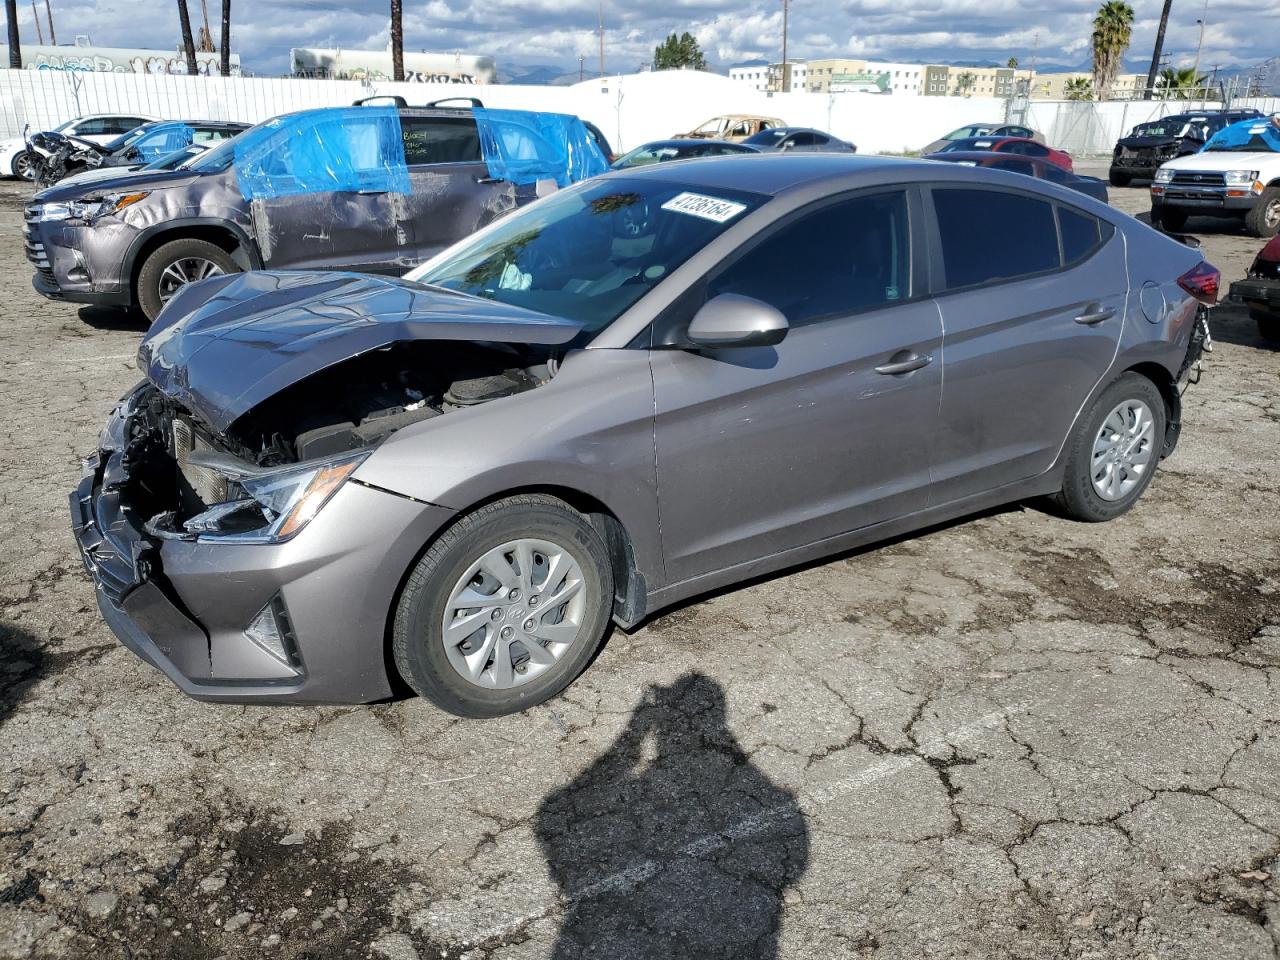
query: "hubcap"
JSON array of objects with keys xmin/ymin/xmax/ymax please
[
  {"xmin": 441, "ymin": 538, "xmax": 587, "ymax": 689},
  {"xmin": 1265, "ymin": 198, "xmax": 1280, "ymax": 230},
  {"xmin": 158, "ymin": 257, "xmax": 225, "ymax": 303},
  {"xmin": 1091, "ymin": 399, "xmax": 1155, "ymax": 501},
  {"xmin": 14, "ymin": 153, "xmax": 32, "ymax": 179}
]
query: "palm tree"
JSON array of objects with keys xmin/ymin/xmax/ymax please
[
  {"xmin": 1007, "ymin": 57, "xmax": 1018, "ymax": 69},
  {"xmin": 390, "ymin": 0, "xmax": 404, "ymax": 82},
  {"xmin": 195, "ymin": 0, "xmax": 215, "ymax": 52},
  {"xmin": 1065, "ymin": 76, "xmax": 1094, "ymax": 100},
  {"xmin": 956, "ymin": 71, "xmax": 976, "ymax": 97},
  {"xmin": 219, "ymin": 0, "xmax": 230, "ymax": 76},
  {"xmin": 1158, "ymin": 66, "xmax": 1208, "ymax": 99},
  {"xmin": 6, "ymin": 0, "xmax": 21, "ymax": 68},
  {"xmin": 1091, "ymin": 1, "xmax": 1134, "ymax": 100},
  {"xmin": 176, "ymin": 0, "xmax": 199, "ymax": 75},
  {"xmin": 1142, "ymin": 0, "xmax": 1173, "ymax": 99}
]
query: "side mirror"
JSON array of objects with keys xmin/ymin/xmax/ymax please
[
  {"xmin": 125, "ymin": 147, "xmax": 140, "ymax": 160},
  {"xmin": 686, "ymin": 294, "xmax": 789, "ymax": 349}
]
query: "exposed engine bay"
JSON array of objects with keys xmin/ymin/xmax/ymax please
[{"xmin": 120, "ymin": 340, "xmax": 557, "ymax": 538}]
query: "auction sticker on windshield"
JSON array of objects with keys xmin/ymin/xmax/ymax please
[{"xmin": 661, "ymin": 192, "xmax": 748, "ymax": 223}]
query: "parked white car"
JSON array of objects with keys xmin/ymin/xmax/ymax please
[
  {"xmin": 0, "ymin": 113, "xmax": 156, "ymax": 180},
  {"xmin": 1151, "ymin": 114, "xmax": 1280, "ymax": 238}
]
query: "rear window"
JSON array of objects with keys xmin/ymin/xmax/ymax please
[
  {"xmin": 401, "ymin": 117, "xmax": 481, "ymax": 165},
  {"xmin": 934, "ymin": 187, "xmax": 1113, "ymax": 290},
  {"xmin": 934, "ymin": 188, "xmax": 1059, "ymax": 288}
]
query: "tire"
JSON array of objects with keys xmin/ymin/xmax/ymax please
[
  {"xmin": 1244, "ymin": 187, "xmax": 1280, "ymax": 239},
  {"xmin": 1052, "ymin": 372, "xmax": 1167, "ymax": 523},
  {"xmin": 1109, "ymin": 170, "xmax": 1130, "ymax": 187},
  {"xmin": 136, "ymin": 238, "xmax": 239, "ymax": 322},
  {"xmin": 392, "ymin": 494, "xmax": 614, "ymax": 718},
  {"xmin": 1251, "ymin": 306, "xmax": 1280, "ymax": 342},
  {"xmin": 11, "ymin": 150, "xmax": 34, "ymax": 180},
  {"xmin": 1153, "ymin": 207, "xmax": 1188, "ymax": 232}
]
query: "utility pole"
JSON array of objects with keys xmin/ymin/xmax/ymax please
[
  {"xmin": 578, "ymin": 55, "xmax": 584, "ymax": 82},
  {"xmin": 219, "ymin": 0, "xmax": 230, "ymax": 76},
  {"xmin": 597, "ymin": 3, "xmax": 604, "ymax": 78},
  {"xmin": 42, "ymin": 0, "xmax": 53, "ymax": 44},
  {"xmin": 1143, "ymin": 0, "xmax": 1173, "ymax": 100},
  {"xmin": 30, "ymin": 0, "xmax": 41, "ymax": 44},
  {"xmin": 1191, "ymin": 0, "xmax": 1208, "ymax": 93},
  {"xmin": 780, "ymin": 0, "xmax": 789, "ymax": 92}
]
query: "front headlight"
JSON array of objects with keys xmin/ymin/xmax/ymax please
[
  {"xmin": 1154, "ymin": 167, "xmax": 1174, "ymax": 183},
  {"xmin": 1224, "ymin": 170, "xmax": 1259, "ymax": 185},
  {"xmin": 183, "ymin": 451, "xmax": 368, "ymax": 543},
  {"xmin": 38, "ymin": 191, "xmax": 149, "ymax": 223}
]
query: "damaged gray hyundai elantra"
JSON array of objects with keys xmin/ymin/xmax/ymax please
[{"xmin": 72, "ymin": 154, "xmax": 1216, "ymax": 717}]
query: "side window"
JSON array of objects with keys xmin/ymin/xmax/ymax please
[
  {"xmin": 192, "ymin": 128, "xmax": 231, "ymax": 144},
  {"xmin": 996, "ymin": 158, "xmax": 1037, "ymax": 177},
  {"xmin": 73, "ymin": 118, "xmax": 110, "ymax": 135},
  {"xmin": 811, "ymin": 133, "xmax": 830, "ymax": 145},
  {"xmin": 786, "ymin": 132, "xmax": 817, "ymax": 148},
  {"xmin": 1042, "ymin": 164, "xmax": 1070, "ymax": 183},
  {"xmin": 400, "ymin": 117, "xmax": 481, "ymax": 165},
  {"xmin": 933, "ymin": 188, "xmax": 1059, "ymax": 289},
  {"xmin": 708, "ymin": 191, "xmax": 911, "ymax": 326},
  {"xmin": 1059, "ymin": 207, "xmax": 1112, "ymax": 264},
  {"xmin": 103, "ymin": 117, "xmax": 143, "ymax": 135}
]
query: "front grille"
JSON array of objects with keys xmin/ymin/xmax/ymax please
[
  {"xmin": 23, "ymin": 204, "xmax": 51, "ymax": 272},
  {"xmin": 1170, "ymin": 171, "xmax": 1226, "ymax": 187},
  {"xmin": 172, "ymin": 417, "xmax": 229, "ymax": 508}
]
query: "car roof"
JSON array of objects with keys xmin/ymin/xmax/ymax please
[{"xmin": 633, "ymin": 139, "xmax": 750, "ymax": 149}]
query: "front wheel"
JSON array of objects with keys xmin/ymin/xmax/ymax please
[
  {"xmin": 136, "ymin": 237, "xmax": 239, "ymax": 322},
  {"xmin": 392, "ymin": 495, "xmax": 614, "ymax": 718},
  {"xmin": 1244, "ymin": 187, "xmax": 1280, "ymax": 239},
  {"xmin": 1052, "ymin": 373, "xmax": 1167, "ymax": 522},
  {"xmin": 1153, "ymin": 206, "xmax": 1188, "ymax": 232}
]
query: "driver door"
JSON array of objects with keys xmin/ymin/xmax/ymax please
[{"xmin": 651, "ymin": 188, "xmax": 943, "ymax": 582}]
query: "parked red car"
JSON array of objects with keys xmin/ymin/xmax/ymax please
[
  {"xmin": 934, "ymin": 136, "xmax": 1074, "ymax": 173},
  {"xmin": 1228, "ymin": 234, "xmax": 1280, "ymax": 341}
]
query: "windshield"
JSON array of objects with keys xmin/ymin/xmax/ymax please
[
  {"xmin": 141, "ymin": 146, "xmax": 202, "ymax": 171},
  {"xmin": 407, "ymin": 177, "xmax": 768, "ymax": 338},
  {"xmin": 945, "ymin": 125, "xmax": 993, "ymax": 140},
  {"xmin": 101, "ymin": 124, "xmax": 156, "ymax": 152},
  {"xmin": 613, "ymin": 145, "xmax": 685, "ymax": 168},
  {"xmin": 1131, "ymin": 118, "xmax": 1194, "ymax": 138},
  {"xmin": 186, "ymin": 135, "xmax": 237, "ymax": 172}
]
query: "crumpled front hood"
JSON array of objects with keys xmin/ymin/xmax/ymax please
[
  {"xmin": 1117, "ymin": 135, "xmax": 1181, "ymax": 150},
  {"xmin": 138, "ymin": 270, "xmax": 582, "ymax": 434}
]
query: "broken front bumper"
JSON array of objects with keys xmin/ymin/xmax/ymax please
[{"xmin": 69, "ymin": 398, "xmax": 457, "ymax": 704}]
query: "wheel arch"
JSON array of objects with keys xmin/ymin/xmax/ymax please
[
  {"xmin": 379, "ymin": 483, "xmax": 650, "ymax": 696},
  {"xmin": 125, "ymin": 219, "xmax": 261, "ymax": 303},
  {"xmin": 1121, "ymin": 360, "xmax": 1181, "ymax": 457}
]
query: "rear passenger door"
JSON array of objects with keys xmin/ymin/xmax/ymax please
[
  {"xmin": 927, "ymin": 186, "xmax": 1126, "ymax": 503},
  {"xmin": 400, "ymin": 115, "xmax": 515, "ymax": 265}
]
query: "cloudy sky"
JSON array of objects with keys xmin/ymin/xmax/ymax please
[{"xmin": 10, "ymin": 0, "xmax": 1272, "ymax": 77}]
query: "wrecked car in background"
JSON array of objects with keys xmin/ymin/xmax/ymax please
[
  {"xmin": 26, "ymin": 102, "xmax": 609, "ymax": 321},
  {"xmin": 71, "ymin": 154, "xmax": 1215, "ymax": 717},
  {"xmin": 1109, "ymin": 109, "xmax": 1263, "ymax": 186},
  {"xmin": 1150, "ymin": 114, "xmax": 1280, "ymax": 237},
  {"xmin": 31, "ymin": 120, "xmax": 250, "ymax": 188},
  {"xmin": 675, "ymin": 115, "xmax": 784, "ymax": 142},
  {"xmin": 1228, "ymin": 234, "xmax": 1280, "ymax": 340}
]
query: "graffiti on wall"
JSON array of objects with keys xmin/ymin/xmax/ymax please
[{"xmin": 1, "ymin": 45, "xmax": 241, "ymax": 76}]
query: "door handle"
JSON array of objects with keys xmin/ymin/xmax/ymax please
[
  {"xmin": 875, "ymin": 352, "xmax": 932, "ymax": 375},
  {"xmin": 474, "ymin": 175, "xmax": 504, "ymax": 184},
  {"xmin": 1074, "ymin": 304, "xmax": 1115, "ymax": 325}
]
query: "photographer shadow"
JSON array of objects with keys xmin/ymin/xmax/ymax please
[{"xmin": 535, "ymin": 673, "xmax": 809, "ymax": 959}]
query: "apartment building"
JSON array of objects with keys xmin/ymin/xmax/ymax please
[
  {"xmin": 730, "ymin": 59, "xmax": 1023, "ymax": 96},
  {"xmin": 1030, "ymin": 71, "xmax": 1148, "ymax": 99},
  {"xmin": 921, "ymin": 65, "xmax": 1035, "ymax": 97}
]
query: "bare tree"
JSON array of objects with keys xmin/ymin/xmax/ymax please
[
  {"xmin": 177, "ymin": 0, "xmax": 199, "ymax": 75},
  {"xmin": 390, "ymin": 0, "xmax": 404, "ymax": 82},
  {"xmin": 219, "ymin": 0, "xmax": 230, "ymax": 76},
  {"xmin": 6, "ymin": 0, "xmax": 22, "ymax": 68},
  {"xmin": 42, "ymin": 0, "xmax": 52, "ymax": 44}
]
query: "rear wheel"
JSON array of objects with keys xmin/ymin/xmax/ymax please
[
  {"xmin": 1109, "ymin": 170, "xmax": 1130, "ymax": 187},
  {"xmin": 12, "ymin": 150, "xmax": 34, "ymax": 180},
  {"xmin": 1053, "ymin": 373, "xmax": 1166, "ymax": 522},
  {"xmin": 392, "ymin": 495, "xmax": 614, "ymax": 718},
  {"xmin": 1244, "ymin": 187, "xmax": 1280, "ymax": 239},
  {"xmin": 136, "ymin": 237, "xmax": 239, "ymax": 322}
]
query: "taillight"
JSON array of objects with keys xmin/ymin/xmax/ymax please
[{"xmin": 1177, "ymin": 260, "xmax": 1220, "ymax": 306}]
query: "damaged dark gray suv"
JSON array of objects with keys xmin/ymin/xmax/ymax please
[
  {"xmin": 72, "ymin": 155, "xmax": 1216, "ymax": 717},
  {"xmin": 28, "ymin": 102, "xmax": 601, "ymax": 321}
]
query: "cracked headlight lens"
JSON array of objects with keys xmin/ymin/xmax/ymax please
[{"xmin": 184, "ymin": 451, "xmax": 368, "ymax": 543}]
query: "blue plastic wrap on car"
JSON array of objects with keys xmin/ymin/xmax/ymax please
[
  {"xmin": 1202, "ymin": 116, "xmax": 1280, "ymax": 153},
  {"xmin": 135, "ymin": 122, "xmax": 194, "ymax": 163},
  {"xmin": 473, "ymin": 108, "xmax": 609, "ymax": 187},
  {"xmin": 232, "ymin": 106, "xmax": 411, "ymax": 200}
]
